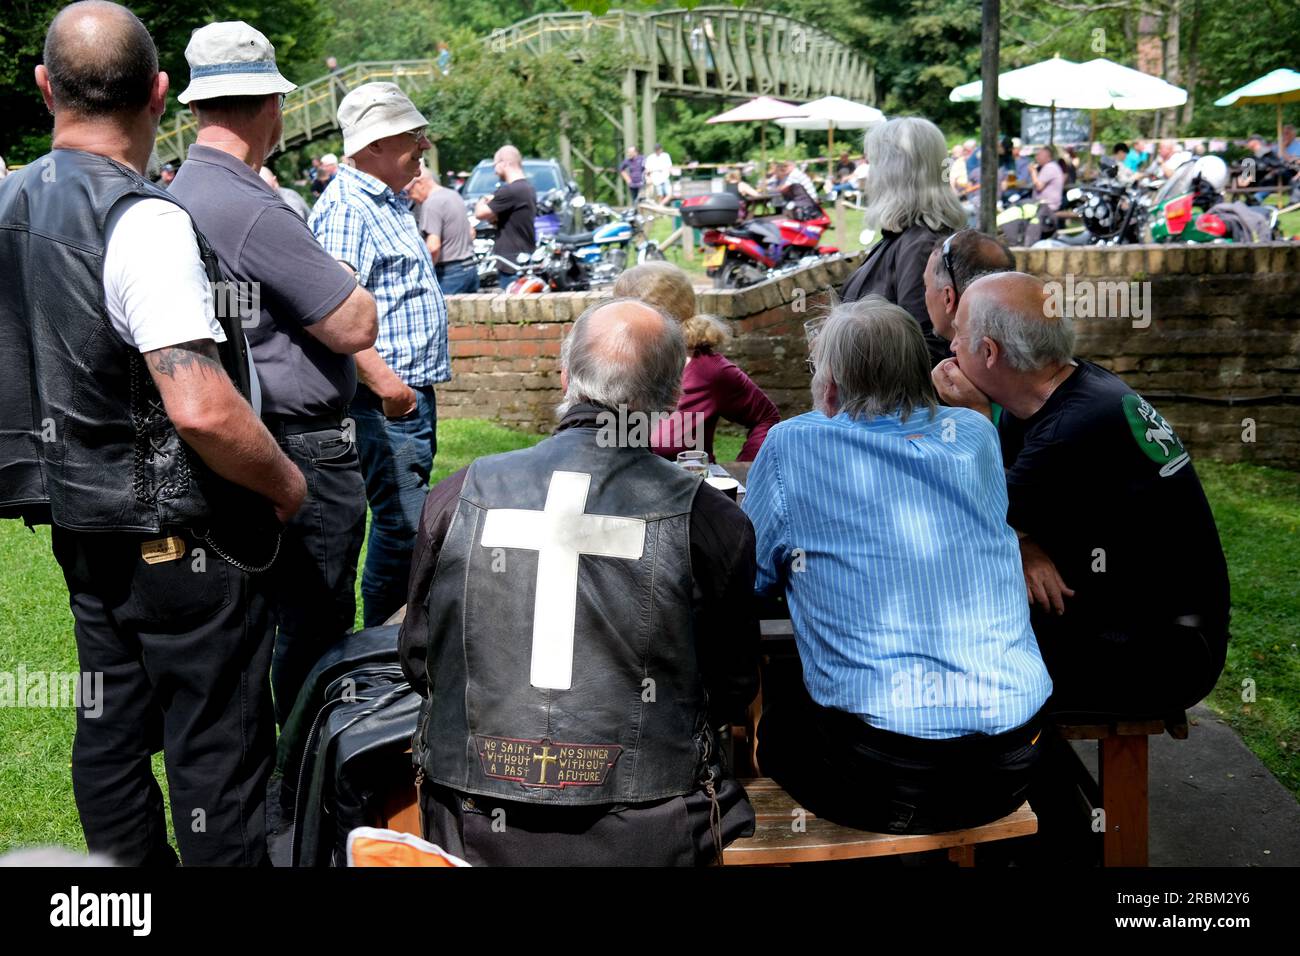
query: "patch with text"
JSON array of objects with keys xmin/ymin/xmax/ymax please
[{"xmin": 475, "ymin": 735, "xmax": 622, "ymax": 788}]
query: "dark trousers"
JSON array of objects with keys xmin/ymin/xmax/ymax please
[
  {"xmin": 267, "ymin": 419, "xmax": 367, "ymax": 725},
  {"xmin": 757, "ymin": 681, "xmax": 1043, "ymax": 834},
  {"xmin": 1031, "ymin": 609, "xmax": 1227, "ymax": 716},
  {"xmin": 435, "ymin": 258, "xmax": 479, "ymax": 295},
  {"xmin": 351, "ymin": 384, "xmax": 437, "ymax": 627},
  {"xmin": 419, "ymin": 776, "xmax": 754, "ymax": 867},
  {"xmin": 51, "ymin": 526, "xmax": 275, "ymax": 866}
]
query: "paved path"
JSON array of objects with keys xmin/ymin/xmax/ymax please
[{"xmin": 1072, "ymin": 702, "xmax": 1300, "ymax": 866}]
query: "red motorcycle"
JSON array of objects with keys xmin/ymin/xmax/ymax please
[{"xmin": 682, "ymin": 187, "xmax": 839, "ymax": 289}]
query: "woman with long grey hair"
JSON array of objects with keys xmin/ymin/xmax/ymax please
[{"xmin": 840, "ymin": 116, "xmax": 966, "ymax": 366}]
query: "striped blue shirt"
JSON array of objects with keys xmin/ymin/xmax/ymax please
[
  {"xmin": 743, "ymin": 406, "xmax": 1052, "ymax": 739},
  {"xmin": 309, "ymin": 164, "xmax": 449, "ymax": 387}
]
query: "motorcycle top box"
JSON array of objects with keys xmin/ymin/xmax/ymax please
[{"xmin": 681, "ymin": 192, "xmax": 741, "ymax": 228}]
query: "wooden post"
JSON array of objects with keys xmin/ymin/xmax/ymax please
[
  {"xmin": 559, "ymin": 131, "xmax": 572, "ymax": 182},
  {"xmin": 1100, "ymin": 735, "xmax": 1150, "ymax": 866},
  {"xmin": 622, "ymin": 69, "xmax": 637, "ymax": 206},
  {"xmin": 641, "ymin": 72, "xmax": 656, "ymax": 154},
  {"xmin": 622, "ymin": 69, "xmax": 638, "ymax": 153},
  {"xmin": 979, "ymin": 0, "xmax": 1001, "ymax": 237}
]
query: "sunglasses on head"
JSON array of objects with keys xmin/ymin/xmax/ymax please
[{"xmin": 942, "ymin": 233, "xmax": 961, "ymax": 299}]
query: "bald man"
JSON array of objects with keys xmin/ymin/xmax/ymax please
[
  {"xmin": 399, "ymin": 298, "xmax": 760, "ymax": 865},
  {"xmin": 934, "ymin": 273, "xmax": 1229, "ymax": 717},
  {"xmin": 475, "ymin": 144, "xmax": 535, "ymax": 288},
  {"xmin": 0, "ymin": 0, "xmax": 306, "ymax": 865}
]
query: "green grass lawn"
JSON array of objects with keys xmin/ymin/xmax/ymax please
[{"xmin": 0, "ymin": 419, "xmax": 1294, "ymax": 854}]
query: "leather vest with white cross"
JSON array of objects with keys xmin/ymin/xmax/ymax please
[{"xmin": 416, "ymin": 425, "xmax": 714, "ymax": 806}]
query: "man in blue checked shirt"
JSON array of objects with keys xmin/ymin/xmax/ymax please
[
  {"xmin": 311, "ymin": 82, "xmax": 449, "ymax": 626},
  {"xmin": 743, "ymin": 295, "xmax": 1052, "ymax": 836}
]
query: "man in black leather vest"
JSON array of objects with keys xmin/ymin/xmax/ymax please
[
  {"xmin": 0, "ymin": 1, "xmax": 306, "ymax": 865},
  {"xmin": 400, "ymin": 299, "xmax": 760, "ymax": 865}
]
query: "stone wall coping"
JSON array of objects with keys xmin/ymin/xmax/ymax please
[{"xmin": 443, "ymin": 241, "xmax": 1299, "ymax": 325}]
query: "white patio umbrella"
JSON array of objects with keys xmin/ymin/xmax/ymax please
[
  {"xmin": 952, "ymin": 55, "xmax": 1119, "ymax": 145},
  {"xmin": 1080, "ymin": 58, "xmax": 1188, "ymax": 111},
  {"xmin": 1214, "ymin": 68, "xmax": 1300, "ymax": 155},
  {"xmin": 706, "ymin": 96, "xmax": 805, "ymax": 166},
  {"xmin": 952, "ymin": 55, "xmax": 1191, "ymax": 148},
  {"xmin": 776, "ymin": 95, "xmax": 886, "ymax": 182}
]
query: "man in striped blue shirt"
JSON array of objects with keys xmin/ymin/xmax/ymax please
[
  {"xmin": 743, "ymin": 295, "xmax": 1051, "ymax": 834},
  {"xmin": 311, "ymin": 82, "xmax": 449, "ymax": 626}
]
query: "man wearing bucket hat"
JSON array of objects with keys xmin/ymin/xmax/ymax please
[
  {"xmin": 170, "ymin": 22, "xmax": 380, "ymax": 728},
  {"xmin": 310, "ymin": 82, "xmax": 449, "ymax": 628}
]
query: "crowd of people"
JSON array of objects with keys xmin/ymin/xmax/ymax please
[{"xmin": 0, "ymin": 1, "xmax": 1234, "ymax": 868}]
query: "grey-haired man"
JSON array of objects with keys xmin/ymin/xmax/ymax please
[
  {"xmin": 934, "ymin": 273, "xmax": 1229, "ymax": 716},
  {"xmin": 311, "ymin": 82, "xmax": 449, "ymax": 627},
  {"xmin": 169, "ymin": 21, "xmax": 379, "ymax": 728},
  {"xmin": 399, "ymin": 299, "xmax": 759, "ymax": 865}
]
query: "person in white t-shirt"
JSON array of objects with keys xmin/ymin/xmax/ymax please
[
  {"xmin": 3, "ymin": 1, "xmax": 306, "ymax": 868},
  {"xmin": 645, "ymin": 143, "xmax": 673, "ymax": 199}
]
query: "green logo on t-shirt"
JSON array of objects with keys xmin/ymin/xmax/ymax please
[{"xmin": 1122, "ymin": 393, "xmax": 1189, "ymax": 476}]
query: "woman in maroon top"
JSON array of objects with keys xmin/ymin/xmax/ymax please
[{"xmin": 614, "ymin": 263, "xmax": 780, "ymax": 461}]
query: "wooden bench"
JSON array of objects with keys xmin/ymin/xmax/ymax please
[
  {"xmin": 1053, "ymin": 711, "xmax": 1189, "ymax": 867},
  {"xmin": 723, "ymin": 778, "xmax": 1037, "ymax": 866}
]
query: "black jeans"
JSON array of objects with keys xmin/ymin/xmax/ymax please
[
  {"xmin": 757, "ymin": 681, "xmax": 1043, "ymax": 835},
  {"xmin": 1031, "ymin": 609, "xmax": 1228, "ymax": 717},
  {"xmin": 267, "ymin": 419, "xmax": 367, "ymax": 725},
  {"xmin": 419, "ymin": 776, "xmax": 754, "ymax": 867},
  {"xmin": 51, "ymin": 526, "xmax": 275, "ymax": 866}
]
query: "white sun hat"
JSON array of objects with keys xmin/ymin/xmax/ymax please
[
  {"xmin": 338, "ymin": 82, "xmax": 428, "ymax": 157},
  {"xmin": 177, "ymin": 21, "xmax": 297, "ymax": 105}
]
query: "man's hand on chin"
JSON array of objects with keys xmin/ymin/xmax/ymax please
[{"xmin": 931, "ymin": 358, "xmax": 992, "ymax": 419}]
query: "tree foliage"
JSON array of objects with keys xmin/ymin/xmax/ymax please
[{"xmin": 1, "ymin": 0, "xmax": 325, "ymax": 162}]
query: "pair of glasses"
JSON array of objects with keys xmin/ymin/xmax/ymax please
[
  {"xmin": 942, "ymin": 233, "xmax": 961, "ymax": 299},
  {"xmin": 405, "ymin": 127, "xmax": 428, "ymax": 146}
]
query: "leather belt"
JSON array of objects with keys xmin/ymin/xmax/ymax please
[{"xmin": 264, "ymin": 411, "xmax": 346, "ymax": 437}]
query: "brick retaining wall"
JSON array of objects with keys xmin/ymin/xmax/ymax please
[{"xmin": 435, "ymin": 243, "xmax": 1300, "ymax": 470}]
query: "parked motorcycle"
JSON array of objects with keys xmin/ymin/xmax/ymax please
[
  {"xmin": 1016, "ymin": 159, "xmax": 1152, "ymax": 247},
  {"xmin": 548, "ymin": 199, "xmax": 664, "ymax": 287},
  {"xmin": 688, "ymin": 190, "xmax": 839, "ymax": 289},
  {"xmin": 1146, "ymin": 156, "xmax": 1278, "ymax": 243}
]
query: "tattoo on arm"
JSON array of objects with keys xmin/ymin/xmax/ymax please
[{"xmin": 145, "ymin": 339, "xmax": 224, "ymax": 379}]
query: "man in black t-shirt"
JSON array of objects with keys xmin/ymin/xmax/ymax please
[
  {"xmin": 474, "ymin": 144, "xmax": 536, "ymax": 289},
  {"xmin": 933, "ymin": 272, "xmax": 1230, "ymax": 716}
]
